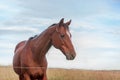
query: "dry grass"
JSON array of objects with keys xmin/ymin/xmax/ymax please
[
  {"xmin": 47, "ymin": 68, "xmax": 120, "ymax": 80},
  {"xmin": 0, "ymin": 66, "xmax": 120, "ymax": 80},
  {"xmin": 0, "ymin": 66, "xmax": 18, "ymax": 80}
]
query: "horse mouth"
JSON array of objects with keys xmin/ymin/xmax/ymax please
[{"xmin": 65, "ymin": 53, "xmax": 76, "ymax": 60}]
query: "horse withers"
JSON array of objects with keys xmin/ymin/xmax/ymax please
[{"xmin": 13, "ymin": 18, "xmax": 76, "ymax": 80}]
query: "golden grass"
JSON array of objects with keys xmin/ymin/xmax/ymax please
[
  {"xmin": 0, "ymin": 66, "xmax": 120, "ymax": 80},
  {"xmin": 47, "ymin": 68, "xmax": 120, "ymax": 80},
  {"xmin": 0, "ymin": 66, "xmax": 18, "ymax": 80}
]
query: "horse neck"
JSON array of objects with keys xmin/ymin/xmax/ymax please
[{"xmin": 31, "ymin": 27, "xmax": 55, "ymax": 62}]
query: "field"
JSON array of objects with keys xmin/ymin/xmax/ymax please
[{"xmin": 0, "ymin": 66, "xmax": 120, "ymax": 80}]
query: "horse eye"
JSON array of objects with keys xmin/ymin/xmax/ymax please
[{"xmin": 60, "ymin": 34, "xmax": 65, "ymax": 38}]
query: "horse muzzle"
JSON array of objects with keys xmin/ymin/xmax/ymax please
[{"xmin": 65, "ymin": 53, "xmax": 76, "ymax": 60}]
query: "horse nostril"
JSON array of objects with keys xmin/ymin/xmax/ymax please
[
  {"xmin": 71, "ymin": 55, "xmax": 75, "ymax": 59},
  {"xmin": 71, "ymin": 53, "xmax": 76, "ymax": 59},
  {"xmin": 66, "ymin": 52, "xmax": 76, "ymax": 60}
]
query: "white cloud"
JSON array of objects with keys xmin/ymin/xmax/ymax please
[
  {"xmin": 0, "ymin": 1, "xmax": 20, "ymax": 13},
  {"xmin": 0, "ymin": 26, "xmax": 40, "ymax": 34},
  {"xmin": 79, "ymin": 36, "xmax": 116, "ymax": 49},
  {"xmin": 0, "ymin": 4, "xmax": 9, "ymax": 10},
  {"xmin": 72, "ymin": 31, "xmax": 118, "ymax": 49},
  {"xmin": 0, "ymin": 41, "xmax": 15, "ymax": 49}
]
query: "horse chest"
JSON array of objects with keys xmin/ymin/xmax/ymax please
[{"xmin": 28, "ymin": 67, "xmax": 44, "ymax": 79}]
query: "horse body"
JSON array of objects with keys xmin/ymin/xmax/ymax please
[
  {"xmin": 13, "ymin": 28, "xmax": 53, "ymax": 80},
  {"xmin": 13, "ymin": 18, "xmax": 76, "ymax": 80}
]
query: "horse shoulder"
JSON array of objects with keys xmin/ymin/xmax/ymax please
[{"xmin": 14, "ymin": 41, "xmax": 26, "ymax": 53}]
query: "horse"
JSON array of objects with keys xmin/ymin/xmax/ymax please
[{"xmin": 13, "ymin": 18, "xmax": 76, "ymax": 80}]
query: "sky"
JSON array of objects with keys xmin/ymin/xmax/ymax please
[{"xmin": 0, "ymin": 0, "xmax": 120, "ymax": 70}]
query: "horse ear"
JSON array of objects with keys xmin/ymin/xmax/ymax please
[
  {"xmin": 56, "ymin": 18, "xmax": 64, "ymax": 32},
  {"xmin": 66, "ymin": 20, "xmax": 71, "ymax": 26},
  {"xmin": 59, "ymin": 18, "xmax": 64, "ymax": 26}
]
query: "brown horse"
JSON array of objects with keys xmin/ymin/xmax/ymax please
[{"xmin": 13, "ymin": 18, "xmax": 76, "ymax": 80}]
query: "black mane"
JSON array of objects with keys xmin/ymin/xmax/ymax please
[
  {"xmin": 49, "ymin": 23, "xmax": 57, "ymax": 27},
  {"xmin": 29, "ymin": 35, "xmax": 38, "ymax": 40}
]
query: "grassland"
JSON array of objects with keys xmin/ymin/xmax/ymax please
[{"xmin": 0, "ymin": 66, "xmax": 120, "ymax": 80}]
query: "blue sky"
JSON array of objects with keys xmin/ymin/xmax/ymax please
[{"xmin": 0, "ymin": 0, "xmax": 120, "ymax": 70}]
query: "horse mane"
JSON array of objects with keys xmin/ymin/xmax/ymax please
[
  {"xmin": 48, "ymin": 23, "xmax": 57, "ymax": 28},
  {"xmin": 29, "ymin": 35, "xmax": 38, "ymax": 40},
  {"xmin": 28, "ymin": 24, "xmax": 57, "ymax": 41}
]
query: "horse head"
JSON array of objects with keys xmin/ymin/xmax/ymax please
[{"xmin": 51, "ymin": 18, "xmax": 76, "ymax": 60}]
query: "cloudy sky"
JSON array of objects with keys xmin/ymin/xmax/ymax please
[{"xmin": 0, "ymin": 0, "xmax": 120, "ymax": 70}]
